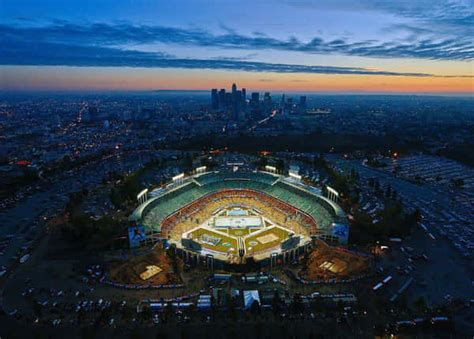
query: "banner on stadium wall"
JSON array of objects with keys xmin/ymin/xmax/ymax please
[
  {"xmin": 331, "ymin": 223, "xmax": 349, "ymax": 244},
  {"xmin": 128, "ymin": 226, "xmax": 146, "ymax": 248}
]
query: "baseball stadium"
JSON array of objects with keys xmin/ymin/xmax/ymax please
[{"xmin": 129, "ymin": 168, "xmax": 349, "ymax": 268}]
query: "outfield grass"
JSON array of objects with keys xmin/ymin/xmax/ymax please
[
  {"xmin": 189, "ymin": 228, "xmax": 238, "ymax": 255},
  {"xmin": 244, "ymin": 226, "xmax": 290, "ymax": 253},
  {"xmin": 227, "ymin": 228, "xmax": 251, "ymax": 237}
]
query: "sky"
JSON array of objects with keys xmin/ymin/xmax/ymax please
[{"xmin": 0, "ymin": 0, "xmax": 473, "ymax": 94}]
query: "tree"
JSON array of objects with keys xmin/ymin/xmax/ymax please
[
  {"xmin": 130, "ymin": 328, "xmax": 143, "ymax": 339},
  {"xmin": 229, "ymin": 296, "xmax": 238, "ymax": 320},
  {"xmin": 275, "ymin": 159, "xmax": 285, "ymax": 172},
  {"xmin": 271, "ymin": 290, "xmax": 282, "ymax": 315},
  {"xmin": 122, "ymin": 306, "xmax": 134, "ymax": 321},
  {"xmin": 154, "ymin": 330, "xmax": 169, "ymax": 339},
  {"xmin": 414, "ymin": 296, "xmax": 427, "ymax": 313},
  {"xmin": 250, "ymin": 300, "xmax": 261, "ymax": 316},
  {"xmin": 183, "ymin": 153, "xmax": 193, "ymax": 172},
  {"xmin": 32, "ymin": 301, "xmax": 42, "ymax": 317},
  {"xmin": 350, "ymin": 168, "xmax": 359, "ymax": 179},
  {"xmin": 141, "ymin": 305, "xmax": 152, "ymax": 321},
  {"xmin": 290, "ymin": 293, "xmax": 303, "ymax": 314},
  {"xmin": 321, "ymin": 185, "xmax": 328, "ymax": 197},
  {"xmin": 257, "ymin": 155, "xmax": 268, "ymax": 169},
  {"xmin": 368, "ymin": 178, "xmax": 375, "ymax": 187},
  {"xmin": 404, "ymin": 208, "xmax": 421, "ymax": 233},
  {"xmin": 374, "ymin": 179, "xmax": 380, "ymax": 192},
  {"xmin": 164, "ymin": 302, "xmax": 173, "ymax": 322},
  {"xmin": 312, "ymin": 296, "xmax": 324, "ymax": 313}
]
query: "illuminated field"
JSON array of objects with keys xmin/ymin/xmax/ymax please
[
  {"xmin": 299, "ymin": 240, "xmax": 369, "ymax": 280},
  {"xmin": 170, "ymin": 188, "xmax": 316, "ymax": 262},
  {"xmin": 226, "ymin": 228, "xmax": 259, "ymax": 237},
  {"xmin": 136, "ymin": 177, "xmax": 346, "ymax": 262},
  {"xmin": 188, "ymin": 228, "xmax": 238, "ymax": 255},
  {"xmin": 244, "ymin": 226, "xmax": 291, "ymax": 253}
]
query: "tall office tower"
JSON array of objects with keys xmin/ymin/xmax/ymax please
[
  {"xmin": 225, "ymin": 93, "xmax": 232, "ymax": 109},
  {"xmin": 284, "ymin": 97, "xmax": 294, "ymax": 114},
  {"xmin": 211, "ymin": 89, "xmax": 219, "ymax": 109},
  {"xmin": 219, "ymin": 89, "xmax": 226, "ymax": 107},
  {"xmin": 250, "ymin": 92, "xmax": 260, "ymax": 110},
  {"xmin": 279, "ymin": 94, "xmax": 286, "ymax": 114},
  {"xmin": 299, "ymin": 96, "xmax": 307, "ymax": 109},
  {"xmin": 230, "ymin": 83, "xmax": 238, "ymax": 116},
  {"xmin": 236, "ymin": 90, "xmax": 242, "ymax": 104},
  {"xmin": 241, "ymin": 88, "xmax": 247, "ymax": 111},
  {"xmin": 233, "ymin": 90, "xmax": 243, "ymax": 120},
  {"xmin": 263, "ymin": 92, "xmax": 272, "ymax": 114},
  {"xmin": 263, "ymin": 92, "xmax": 271, "ymax": 101}
]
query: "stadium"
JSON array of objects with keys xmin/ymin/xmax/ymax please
[{"xmin": 129, "ymin": 167, "xmax": 349, "ymax": 268}]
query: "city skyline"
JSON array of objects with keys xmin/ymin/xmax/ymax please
[{"xmin": 1, "ymin": 0, "xmax": 473, "ymax": 94}]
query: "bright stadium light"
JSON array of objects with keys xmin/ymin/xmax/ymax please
[
  {"xmin": 327, "ymin": 186, "xmax": 339, "ymax": 202},
  {"xmin": 289, "ymin": 172, "xmax": 302, "ymax": 180},
  {"xmin": 137, "ymin": 188, "xmax": 148, "ymax": 204},
  {"xmin": 327, "ymin": 186, "xmax": 339, "ymax": 197},
  {"xmin": 196, "ymin": 166, "xmax": 206, "ymax": 173},
  {"xmin": 172, "ymin": 173, "xmax": 185, "ymax": 181},
  {"xmin": 265, "ymin": 165, "xmax": 276, "ymax": 172}
]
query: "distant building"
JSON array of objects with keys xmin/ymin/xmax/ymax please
[
  {"xmin": 88, "ymin": 105, "xmax": 99, "ymax": 121},
  {"xmin": 211, "ymin": 89, "xmax": 219, "ymax": 109},
  {"xmin": 219, "ymin": 89, "xmax": 226, "ymax": 108},
  {"xmin": 251, "ymin": 92, "xmax": 260, "ymax": 110},
  {"xmin": 233, "ymin": 90, "xmax": 243, "ymax": 120},
  {"xmin": 225, "ymin": 93, "xmax": 232, "ymax": 109},
  {"xmin": 210, "ymin": 84, "xmax": 257, "ymax": 120},
  {"xmin": 299, "ymin": 96, "xmax": 307, "ymax": 109},
  {"xmin": 280, "ymin": 94, "xmax": 286, "ymax": 114},
  {"xmin": 263, "ymin": 92, "xmax": 272, "ymax": 113}
]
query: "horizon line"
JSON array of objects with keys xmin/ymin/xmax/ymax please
[{"xmin": 1, "ymin": 89, "xmax": 473, "ymax": 97}]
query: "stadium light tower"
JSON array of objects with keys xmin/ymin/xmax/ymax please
[
  {"xmin": 172, "ymin": 173, "xmax": 185, "ymax": 186},
  {"xmin": 265, "ymin": 165, "xmax": 277, "ymax": 173},
  {"xmin": 195, "ymin": 166, "xmax": 207, "ymax": 175},
  {"xmin": 326, "ymin": 186, "xmax": 339, "ymax": 202},
  {"xmin": 137, "ymin": 189, "xmax": 149, "ymax": 204}
]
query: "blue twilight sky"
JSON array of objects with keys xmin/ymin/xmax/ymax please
[{"xmin": 0, "ymin": 0, "xmax": 473, "ymax": 93}]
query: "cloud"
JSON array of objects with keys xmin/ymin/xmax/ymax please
[
  {"xmin": 287, "ymin": 1, "xmax": 474, "ymax": 45},
  {"xmin": 286, "ymin": 0, "xmax": 473, "ymax": 30},
  {"xmin": 1, "ymin": 20, "xmax": 472, "ymax": 61},
  {"xmin": 210, "ymin": 53, "xmax": 258, "ymax": 61},
  {"xmin": 372, "ymin": 0, "xmax": 474, "ymax": 33},
  {"xmin": 1, "ymin": 38, "xmax": 471, "ymax": 78}
]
